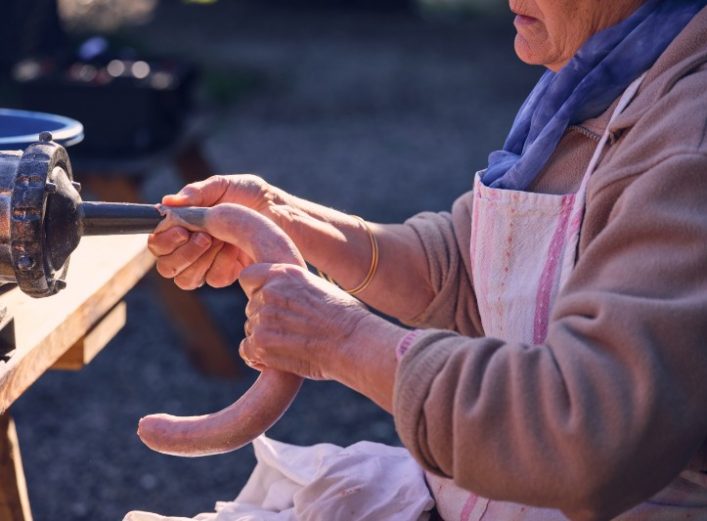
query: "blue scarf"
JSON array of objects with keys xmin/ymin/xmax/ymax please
[{"xmin": 484, "ymin": 0, "xmax": 705, "ymax": 191}]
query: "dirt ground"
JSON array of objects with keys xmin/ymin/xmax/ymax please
[{"xmin": 12, "ymin": 2, "xmax": 540, "ymax": 519}]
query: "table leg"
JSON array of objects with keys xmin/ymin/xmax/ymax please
[{"xmin": 0, "ymin": 413, "xmax": 32, "ymax": 521}]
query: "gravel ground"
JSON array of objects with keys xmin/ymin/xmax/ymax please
[{"xmin": 12, "ymin": 3, "xmax": 540, "ymax": 519}]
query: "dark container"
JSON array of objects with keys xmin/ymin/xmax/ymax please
[{"xmin": 16, "ymin": 58, "xmax": 197, "ymax": 157}]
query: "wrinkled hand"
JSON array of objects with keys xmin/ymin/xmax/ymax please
[
  {"xmin": 239, "ymin": 263, "xmax": 370, "ymax": 380},
  {"xmin": 148, "ymin": 174, "xmax": 276, "ymax": 290}
]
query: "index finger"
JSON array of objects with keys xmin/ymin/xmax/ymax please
[
  {"xmin": 147, "ymin": 226, "xmax": 190, "ymax": 256},
  {"xmin": 162, "ymin": 176, "xmax": 230, "ymax": 207}
]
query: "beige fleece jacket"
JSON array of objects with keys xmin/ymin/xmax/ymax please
[{"xmin": 393, "ymin": 7, "xmax": 707, "ymax": 521}]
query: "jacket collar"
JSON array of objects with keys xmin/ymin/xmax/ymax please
[{"xmin": 576, "ymin": 6, "xmax": 707, "ymax": 140}]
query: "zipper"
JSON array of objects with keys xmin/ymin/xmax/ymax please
[{"xmin": 568, "ymin": 125, "xmax": 602, "ymax": 143}]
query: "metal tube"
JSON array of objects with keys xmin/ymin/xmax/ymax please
[{"xmin": 80, "ymin": 201, "xmax": 165, "ymax": 235}]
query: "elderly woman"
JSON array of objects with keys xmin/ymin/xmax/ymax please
[{"xmin": 130, "ymin": 0, "xmax": 707, "ymax": 520}]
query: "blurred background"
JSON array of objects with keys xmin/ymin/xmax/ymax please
[{"xmin": 2, "ymin": 0, "xmax": 540, "ymax": 519}]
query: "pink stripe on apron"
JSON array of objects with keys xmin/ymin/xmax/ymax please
[{"xmin": 533, "ymin": 193, "xmax": 574, "ymax": 344}]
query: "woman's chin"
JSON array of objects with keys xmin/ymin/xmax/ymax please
[
  {"xmin": 514, "ymin": 34, "xmax": 540, "ymax": 65},
  {"xmin": 514, "ymin": 35, "xmax": 564, "ymax": 71}
]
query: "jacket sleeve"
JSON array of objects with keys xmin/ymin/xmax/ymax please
[
  {"xmin": 393, "ymin": 152, "xmax": 707, "ymax": 520},
  {"xmin": 402, "ymin": 191, "xmax": 484, "ymax": 337}
]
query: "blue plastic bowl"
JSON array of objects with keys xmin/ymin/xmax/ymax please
[{"xmin": 0, "ymin": 108, "xmax": 84, "ymax": 150}]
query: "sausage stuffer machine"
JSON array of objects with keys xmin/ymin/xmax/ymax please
[{"xmin": 0, "ymin": 132, "xmax": 164, "ymax": 298}]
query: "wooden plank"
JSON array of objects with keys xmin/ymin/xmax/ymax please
[
  {"xmin": 0, "ymin": 235, "xmax": 154, "ymax": 413},
  {"xmin": 51, "ymin": 301, "xmax": 127, "ymax": 371},
  {"xmin": 0, "ymin": 413, "xmax": 32, "ymax": 521}
]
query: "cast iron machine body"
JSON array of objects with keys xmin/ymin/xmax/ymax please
[{"xmin": 0, "ymin": 132, "xmax": 163, "ymax": 298}]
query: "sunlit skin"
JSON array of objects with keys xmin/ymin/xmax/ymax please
[
  {"xmin": 148, "ymin": 2, "xmax": 650, "ymax": 414},
  {"xmin": 510, "ymin": 0, "xmax": 646, "ymax": 71}
]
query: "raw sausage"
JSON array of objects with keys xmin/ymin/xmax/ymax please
[{"xmin": 138, "ymin": 204, "xmax": 305, "ymax": 456}]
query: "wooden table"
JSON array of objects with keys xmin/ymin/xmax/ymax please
[{"xmin": 0, "ymin": 235, "xmax": 154, "ymax": 521}]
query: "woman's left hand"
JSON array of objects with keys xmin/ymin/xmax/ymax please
[
  {"xmin": 238, "ymin": 263, "xmax": 370, "ymax": 380},
  {"xmin": 239, "ymin": 262, "xmax": 405, "ymax": 413}
]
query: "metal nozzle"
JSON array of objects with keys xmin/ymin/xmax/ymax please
[{"xmin": 80, "ymin": 202, "xmax": 165, "ymax": 235}]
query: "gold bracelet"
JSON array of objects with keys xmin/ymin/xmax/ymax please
[{"xmin": 317, "ymin": 215, "xmax": 379, "ymax": 296}]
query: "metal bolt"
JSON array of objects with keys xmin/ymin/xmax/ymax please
[
  {"xmin": 39, "ymin": 131, "xmax": 53, "ymax": 143},
  {"xmin": 45, "ymin": 182, "xmax": 57, "ymax": 193},
  {"xmin": 16, "ymin": 255, "xmax": 35, "ymax": 271},
  {"xmin": 71, "ymin": 181, "xmax": 82, "ymax": 193}
]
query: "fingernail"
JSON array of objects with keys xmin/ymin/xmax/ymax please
[
  {"xmin": 175, "ymin": 228, "xmax": 189, "ymax": 242},
  {"xmin": 162, "ymin": 193, "xmax": 188, "ymax": 205},
  {"xmin": 194, "ymin": 233, "xmax": 211, "ymax": 248}
]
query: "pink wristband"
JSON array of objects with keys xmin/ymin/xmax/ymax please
[{"xmin": 395, "ymin": 329, "xmax": 423, "ymax": 361}]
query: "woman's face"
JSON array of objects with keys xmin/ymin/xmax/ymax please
[{"xmin": 509, "ymin": 0, "xmax": 645, "ymax": 71}]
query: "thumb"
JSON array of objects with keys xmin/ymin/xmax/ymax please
[
  {"xmin": 239, "ymin": 263, "xmax": 275, "ymax": 298},
  {"xmin": 162, "ymin": 176, "xmax": 230, "ymax": 207},
  {"xmin": 162, "ymin": 192, "xmax": 195, "ymax": 206}
]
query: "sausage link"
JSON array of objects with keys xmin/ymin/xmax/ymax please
[{"xmin": 138, "ymin": 204, "xmax": 305, "ymax": 456}]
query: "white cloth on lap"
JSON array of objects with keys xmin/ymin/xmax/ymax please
[{"xmin": 123, "ymin": 435, "xmax": 434, "ymax": 521}]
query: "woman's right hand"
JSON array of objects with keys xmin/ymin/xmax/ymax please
[{"xmin": 148, "ymin": 174, "xmax": 283, "ymax": 290}]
